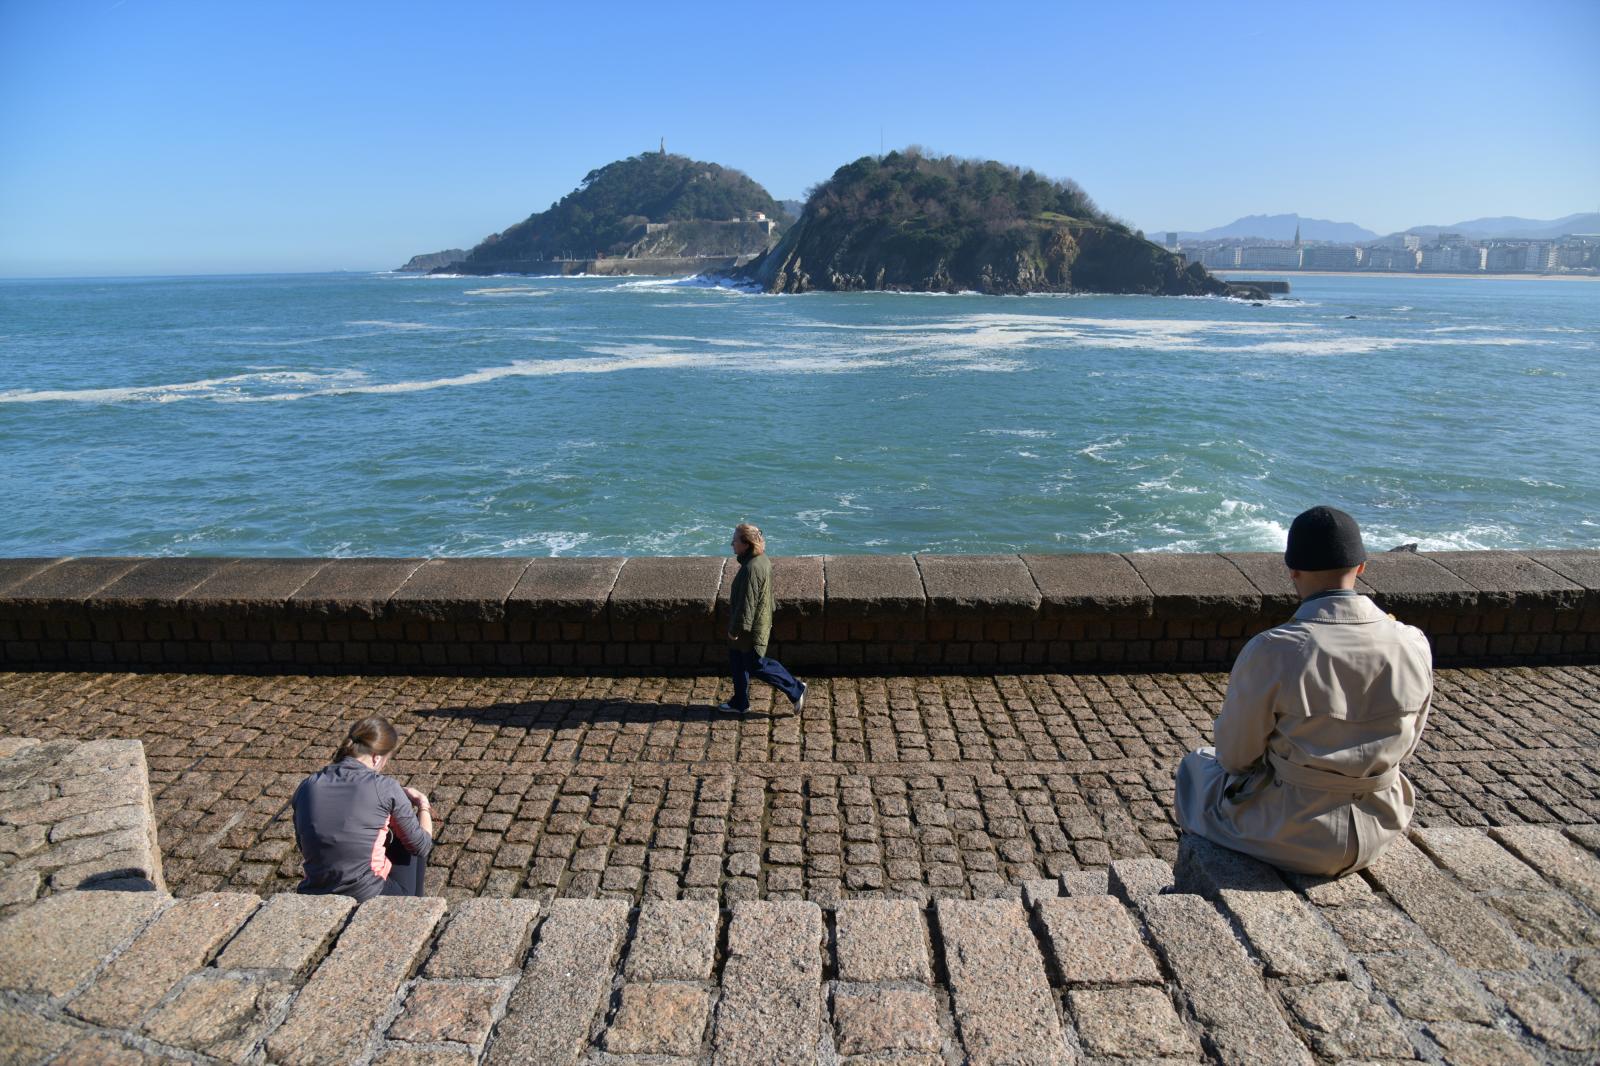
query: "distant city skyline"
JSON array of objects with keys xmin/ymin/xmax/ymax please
[{"xmin": 2, "ymin": 0, "xmax": 1597, "ymax": 277}]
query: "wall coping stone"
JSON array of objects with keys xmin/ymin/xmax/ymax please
[{"xmin": 1, "ymin": 549, "xmax": 1595, "ymax": 674}]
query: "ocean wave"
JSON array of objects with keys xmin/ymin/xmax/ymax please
[
  {"xmin": 0, "ymin": 369, "xmax": 364, "ymax": 404},
  {"xmin": 463, "ymin": 287, "xmax": 551, "ymax": 298},
  {"xmin": 981, "ymin": 428, "xmax": 1053, "ymax": 438}
]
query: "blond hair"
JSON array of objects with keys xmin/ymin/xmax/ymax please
[{"xmin": 734, "ymin": 522, "xmax": 765, "ymax": 555}]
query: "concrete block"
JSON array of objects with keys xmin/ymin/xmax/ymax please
[
  {"xmin": 1424, "ymin": 550, "xmax": 1583, "ymax": 609},
  {"xmin": 1524, "ymin": 549, "xmax": 1600, "ymax": 608},
  {"xmin": 1220, "ymin": 551, "xmax": 1301, "ymax": 614},
  {"xmin": 180, "ymin": 558, "xmax": 328, "ymax": 613},
  {"xmin": 3, "ymin": 558, "xmax": 142, "ymax": 613},
  {"xmin": 1123, "ymin": 552, "xmax": 1262, "ymax": 617},
  {"xmin": 1021, "ymin": 552, "xmax": 1152, "ymax": 616},
  {"xmin": 823, "ymin": 555, "xmax": 925, "ymax": 620},
  {"xmin": 916, "ymin": 554, "xmax": 1040, "ymax": 619},
  {"xmin": 86, "ymin": 558, "xmax": 232, "ymax": 613},
  {"xmin": 506, "ymin": 557, "xmax": 624, "ymax": 621},
  {"xmin": 835, "ymin": 898, "xmax": 932, "ymax": 984},
  {"xmin": 0, "ymin": 558, "xmax": 65, "ymax": 597},
  {"xmin": 934, "ymin": 898, "xmax": 1069, "ymax": 1066},
  {"xmin": 286, "ymin": 558, "xmax": 426, "ymax": 619},
  {"xmin": 389, "ymin": 558, "xmax": 532, "ymax": 621},
  {"xmin": 608, "ymin": 556, "xmax": 723, "ymax": 622}
]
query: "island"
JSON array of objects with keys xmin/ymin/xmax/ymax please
[
  {"xmin": 413, "ymin": 150, "xmax": 788, "ymax": 277},
  {"xmin": 730, "ymin": 150, "xmax": 1236, "ymax": 297}
]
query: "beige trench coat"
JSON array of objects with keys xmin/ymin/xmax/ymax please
[{"xmin": 1175, "ymin": 591, "xmax": 1433, "ymax": 876}]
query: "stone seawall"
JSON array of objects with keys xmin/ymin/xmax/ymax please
[{"xmin": 0, "ymin": 550, "xmax": 1595, "ymax": 676}]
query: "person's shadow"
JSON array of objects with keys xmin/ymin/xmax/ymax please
[{"xmin": 407, "ymin": 698, "xmax": 781, "ymax": 727}]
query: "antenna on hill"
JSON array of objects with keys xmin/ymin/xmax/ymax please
[{"xmin": 659, "ymin": 137, "xmax": 666, "ymax": 156}]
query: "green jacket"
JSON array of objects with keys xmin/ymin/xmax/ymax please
[{"xmin": 728, "ymin": 551, "xmax": 773, "ymax": 655}]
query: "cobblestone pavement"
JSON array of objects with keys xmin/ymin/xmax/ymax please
[{"xmin": 3, "ymin": 666, "xmax": 1598, "ymax": 905}]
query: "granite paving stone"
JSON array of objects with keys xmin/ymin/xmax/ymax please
[
  {"xmin": 1216, "ymin": 886, "xmax": 1348, "ymax": 981},
  {"xmin": 88, "ymin": 558, "xmax": 233, "ymax": 610},
  {"xmin": 387, "ymin": 981, "xmax": 505, "ymax": 1045},
  {"xmin": 1481, "ymin": 973, "xmax": 1600, "ymax": 1051},
  {"xmin": 506, "ymin": 557, "xmax": 625, "ymax": 620},
  {"xmin": 603, "ymin": 982, "xmax": 711, "ymax": 1056},
  {"xmin": 1021, "ymin": 552, "xmax": 1152, "ymax": 615},
  {"xmin": 1140, "ymin": 893, "xmax": 1312, "ymax": 1065},
  {"xmin": 1068, "ymin": 986, "xmax": 1202, "ymax": 1060},
  {"xmin": 1490, "ymin": 824, "xmax": 1600, "ymax": 910},
  {"xmin": 712, "ymin": 900, "xmax": 825, "ymax": 1066},
  {"xmin": 485, "ymin": 899, "xmax": 629, "ymax": 1066},
  {"xmin": 1361, "ymin": 950, "xmax": 1493, "ymax": 1023},
  {"xmin": 181, "ymin": 558, "xmax": 329, "ymax": 610},
  {"xmin": 832, "ymin": 987, "xmax": 943, "ymax": 1056},
  {"xmin": 388, "ymin": 558, "xmax": 532, "ymax": 621},
  {"xmin": 140, "ymin": 971, "xmax": 294, "ymax": 1061},
  {"xmin": 834, "ymin": 898, "xmax": 932, "ymax": 983},
  {"xmin": 1411, "ymin": 826, "xmax": 1546, "ymax": 891},
  {"xmin": 266, "ymin": 895, "xmax": 447, "ymax": 1066},
  {"xmin": 1035, "ymin": 895, "xmax": 1160, "ymax": 985},
  {"xmin": 68, "ymin": 891, "xmax": 259, "ymax": 1028},
  {"xmin": 1, "ymin": 664, "xmax": 1598, "ymax": 908},
  {"xmin": 285, "ymin": 558, "xmax": 426, "ymax": 618},
  {"xmin": 1363, "ymin": 836, "xmax": 1528, "ymax": 970},
  {"xmin": 624, "ymin": 899, "xmax": 720, "ymax": 981},
  {"xmin": 823, "ymin": 555, "xmax": 925, "ymax": 619},
  {"xmin": 1425, "ymin": 551, "xmax": 1584, "ymax": 608},
  {"xmin": 422, "ymin": 897, "xmax": 539, "ymax": 978},
  {"xmin": 0, "ymin": 889, "xmax": 164, "ymax": 997},
  {"xmin": 1427, "ymin": 1022, "xmax": 1542, "ymax": 1066},
  {"xmin": 1275, "ymin": 981, "xmax": 1415, "ymax": 1061},
  {"xmin": 1122, "ymin": 552, "xmax": 1261, "ymax": 616},
  {"xmin": 916, "ymin": 555, "xmax": 1041, "ymax": 618},
  {"xmin": 935, "ymin": 898, "xmax": 1069, "ymax": 1066},
  {"xmin": 0, "ymin": 1002, "xmax": 80, "ymax": 1065},
  {"xmin": 212, "ymin": 892, "xmax": 356, "ymax": 974}
]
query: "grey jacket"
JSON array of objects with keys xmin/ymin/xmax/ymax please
[
  {"xmin": 292, "ymin": 756, "xmax": 432, "ymax": 901},
  {"xmin": 728, "ymin": 551, "xmax": 774, "ymax": 655}
]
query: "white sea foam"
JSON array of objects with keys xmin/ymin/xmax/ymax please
[
  {"xmin": 463, "ymin": 287, "xmax": 551, "ymax": 298},
  {"xmin": 981, "ymin": 428, "xmax": 1053, "ymax": 438},
  {"xmin": 1077, "ymin": 436, "xmax": 1128, "ymax": 463},
  {"xmin": 0, "ymin": 369, "xmax": 363, "ymax": 404}
]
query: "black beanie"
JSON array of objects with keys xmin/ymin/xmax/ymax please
[{"xmin": 1284, "ymin": 505, "xmax": 1367, "ymax": 571}]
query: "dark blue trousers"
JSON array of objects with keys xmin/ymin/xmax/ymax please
[
  {"xmin": 728, "ymin": 646, "xmax": 803, "ymax": 710},
  {"xmin": 379, "ymin": 833, "xmax": 427, "ymax": 897}
]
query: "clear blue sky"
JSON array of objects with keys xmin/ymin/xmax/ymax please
[{"xmin": 2, "ymin": 0, "xmax": 1596, "ymax": 276}]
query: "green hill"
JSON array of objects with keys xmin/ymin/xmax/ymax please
[
  {"xmin": 447, "ymin": 152, "xmax": 787, "ymax": 271},
  {"xmin": 735, "ymin": 150, "xmax": 1229, "ymax": 296}
]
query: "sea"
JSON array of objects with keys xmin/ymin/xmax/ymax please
[{"xmin": 1, "ymin": 271, "xmax": 1596, "ymax": 558}]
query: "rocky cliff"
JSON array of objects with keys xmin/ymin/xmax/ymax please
[
  {"xmin": 396, "ymin": 249, "xmax": 467, "ymax": 272},
  {"xmin": 732, "ymin": 151, "xmax": 1231, "ymax": 297}
]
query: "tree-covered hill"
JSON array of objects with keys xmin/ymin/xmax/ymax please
[
  {"xmin": 736, "ymin": 150, "xmax": 1229, "ymax": 296},
  {"xmin": 453, "ymin": 152, "xmax": 787, "ymax": 268}
]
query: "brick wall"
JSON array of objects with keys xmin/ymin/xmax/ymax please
[{"xmin": 0, "ymin": 550, "xmax": 1595, "ymax": 676}]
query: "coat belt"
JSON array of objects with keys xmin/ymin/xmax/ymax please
[{"xmin": 1268, "ymin": 751, "xmax": 1400, "ymax": 794}]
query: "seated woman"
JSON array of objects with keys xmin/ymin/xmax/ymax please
[{"xmin": 292, "ymin": 715, "xmax": 433, "ymax": 899}]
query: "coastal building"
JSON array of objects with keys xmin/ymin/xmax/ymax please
[
  {"xmin": 1240, "ymin": 245, "xmax": 1302, "ymax": 269},
  {"xmin": 1301, "ymin": 245, "xmax": 1361, "ymax": 270},
  {"xmin": 1402, "ymin": 234, "xmax": 1423, "ymax": 251},
  {"xmin": 1200, "ymin": 246, "xmax": 1241, "ymax": 269},
  {"xmin": 1485, "ymin": 244, "xmax": 1528, "ymax": 272},
  {"xmin": 1525, "ymin": 242, "xmax": 1557, "ymax": 272},
  {"xmin": 1362, "ymin": 247, "xmax": 1419, "ymax": 271}
]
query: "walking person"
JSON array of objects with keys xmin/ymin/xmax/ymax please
[
  {"xmin": 1174, "ymin": 505, "xmax": 1434, "ymax": 876},
  {"xmin": 292, "ymin": 715, "xmax": 434, "ymax": 900},
  {"xmin": 720, "ymin": 522, "xmax": 808, "ymax": 715}
]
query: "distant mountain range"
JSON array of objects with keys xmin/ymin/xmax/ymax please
[{"xmin": 1155, "ymin": 211, "xmax": 1600, "ymax": 243}]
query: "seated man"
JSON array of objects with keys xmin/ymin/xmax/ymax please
[{"xmin": 1175, "ymin": 506, "xmax": 1433, "ymax": 875}]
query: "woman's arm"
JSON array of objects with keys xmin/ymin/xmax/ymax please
[{"xmin": 385, "ymin": 780, "xmax": 434, "ymax": 858}]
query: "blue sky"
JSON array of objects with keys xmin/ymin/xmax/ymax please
[{"xmin": 2, "ymin": 1, "xmax": 1596, "ymax": 276}]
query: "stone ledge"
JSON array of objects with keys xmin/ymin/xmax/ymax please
[
  {"xmin": 0, "ymin": 737, "xmax": 163, "ymax": 915},
  {"xmin": 1, "ymin": 550, "xmax": 1596, "ymax": 675}
]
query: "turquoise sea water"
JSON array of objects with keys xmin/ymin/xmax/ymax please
[{"xmin": 1, "ymin": 272, "xmax": 1596, "ymax": 557}]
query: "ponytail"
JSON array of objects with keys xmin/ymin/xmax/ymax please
[{"xmin": 335, "ymin": 716, "xmax": 399, "ymax": 764}]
